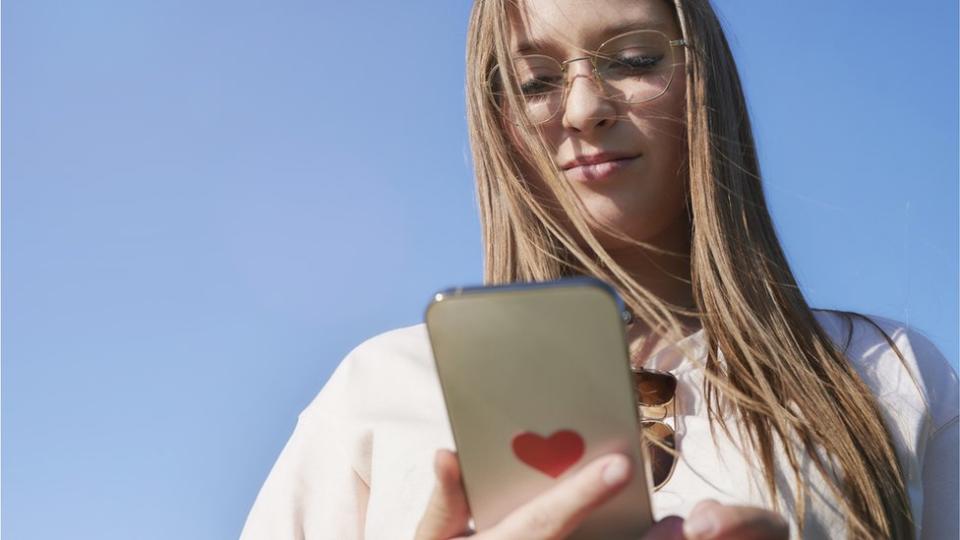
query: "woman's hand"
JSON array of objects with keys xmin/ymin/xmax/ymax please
[
  {"xmin": 414, "ymin": 449, "xmax": 642, "ymax": 540},
  {"xmin": 414, "ymin": 450, "xmax": 789, "ymax": 540},
  {"xmin": 680, "ymin": 499, "xmax": 789, "ymax": 540}
]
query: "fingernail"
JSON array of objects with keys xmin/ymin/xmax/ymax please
[
  {"xmin": 601, "ymin": 455, "xmax": 630, "ymax": 485},
  {"xmin": 683, "ymin": 506, "xmax": 719, "ymax": 539}
]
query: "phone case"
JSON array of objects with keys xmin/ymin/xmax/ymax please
[{"xmin": 425, "ymin": 277, "xmax": 653, "ymax": 539}]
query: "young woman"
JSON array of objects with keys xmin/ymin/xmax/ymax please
[{"xmin": 240, "ymin": 0, "xmax": 958, "ymax": 538}]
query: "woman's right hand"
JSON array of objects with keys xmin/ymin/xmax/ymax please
[
  {"xmin": 414, "ymin": 448, "xmax": 652, "ymax": 540},
  {"xmin": 414, "ymin": 450, "xmax": 789, "ymax": 540}
]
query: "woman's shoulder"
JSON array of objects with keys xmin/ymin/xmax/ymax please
[
  {"xmin": 813, "ymin": 309, "xmax": 959, "ymax": 433},
  {"xmin": 300, "ymin": 323, "xmax": 443, "ymax": 426},
  {"xmin": 336, "ymin": 323, "xmax": 435, "ymax": 376}
]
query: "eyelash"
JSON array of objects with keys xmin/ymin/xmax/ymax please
[{"xmin": 516, "ymin": 53, "xmax": 664, "ymax": 95}]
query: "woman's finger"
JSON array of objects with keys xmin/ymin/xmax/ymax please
[
  {"xmin": 641, "ymin": 516, "xmax": 685, "ymax": 540},
  {"xmin": 490, "ymin": 453, "xmax": 633, "ymax": 540},
  {"xmin": 414, "ymin": 450, "xmax": 472, "ymax": 540},
  {"xmin": 683, "ymin": 500, "xmax": 789, "ymax": 540}
]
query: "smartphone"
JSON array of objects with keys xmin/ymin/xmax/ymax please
[{"xmin": 424, "ymin": 277, "xmax": 653, "ymax": 539}]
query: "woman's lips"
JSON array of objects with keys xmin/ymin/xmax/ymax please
[{"xmin": 563, "ymin": 156, "xmax": 639, "ymax": 182}]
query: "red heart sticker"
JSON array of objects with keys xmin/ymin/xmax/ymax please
[{"xmin": 511, "ymin": 430, "xmax": 585, "ymax": 478}]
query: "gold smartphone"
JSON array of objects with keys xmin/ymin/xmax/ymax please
[{"xmin": 425, "ymin": 277, "xmax": 653, "ymax": 539}]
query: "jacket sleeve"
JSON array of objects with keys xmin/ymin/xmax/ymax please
[
  {"xmin": 240, "ymin": 357, "xmax": 371, "ymax": 540},
  {"xmin": 910, "ymin": 323, "xmax": 960, "ymax": 540},
  {"xmin": 920, "ymin": 417, "xmax": 959, "ymax": 539}
]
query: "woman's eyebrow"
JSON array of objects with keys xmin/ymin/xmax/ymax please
[{"xmin": 513, "ymin": 20, "xmax": 671, "ymax": 54}]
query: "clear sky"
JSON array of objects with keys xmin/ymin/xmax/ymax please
[{"xmin": 3, "ymin": 1, "xmax": 957, "ymax": 538}]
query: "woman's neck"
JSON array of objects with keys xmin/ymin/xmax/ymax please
[{"xmin": 604, "ymin": 218, "xmax": 700, "ymax": 364}]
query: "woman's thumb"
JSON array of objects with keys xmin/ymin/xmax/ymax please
[{"xmin": 414, "ymin": 450, "xmax": 472, "ymax": 540}]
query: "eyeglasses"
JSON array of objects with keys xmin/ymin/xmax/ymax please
[
  {"xmin": 631, "ymin": 367, "xmax": 678, "ymax": 491},
  {"xmin": 489, "ymin": 29, "xmax": 687, "ymax": 126}
]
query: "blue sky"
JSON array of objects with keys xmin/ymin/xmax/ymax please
[{"xmin": 3, "ymin": 1, "xmax": 957, "ymax": 538}]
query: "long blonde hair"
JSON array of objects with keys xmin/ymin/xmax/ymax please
[{"xmin": 465, "ymin": 0, "xmax": 914, "ymax": 537}]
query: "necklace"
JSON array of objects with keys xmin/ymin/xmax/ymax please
[{"xmin": 622, "ymin": 305, "xmax": 702, "ymax": 369}]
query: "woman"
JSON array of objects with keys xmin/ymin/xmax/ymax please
[{"xmin": 240, "ymin": 0, "xmax": 958, "ymax": 538}]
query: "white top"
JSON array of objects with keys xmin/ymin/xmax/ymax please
[{"xmin": 240, "ymin": 311, "xmax": 958, "ymax": 539}]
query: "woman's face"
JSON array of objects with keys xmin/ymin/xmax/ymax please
[{"xmin": 506, "ymin": 0, "xmax": 688, "ymax": 251}]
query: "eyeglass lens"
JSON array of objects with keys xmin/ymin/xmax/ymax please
[
  {"xmin": 633, "ymin": 369, "xmax": 678, "ymax": 407},
  {"xmin": 641, "ymin": 420, "xmax": 677, "ymax": 489}
]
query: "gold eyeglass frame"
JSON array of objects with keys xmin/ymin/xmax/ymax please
[{"xmin": 488, "ymin": 29, "xmax": 688, "ymax": 126}]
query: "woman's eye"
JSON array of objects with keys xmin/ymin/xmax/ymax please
[
  {"xmin": 519, "ymin": 77, "xmax": 561, "ymax": 96},
  {"xmin": 604, "ymin": 53, "xmax": 664, "ymax": 75}
]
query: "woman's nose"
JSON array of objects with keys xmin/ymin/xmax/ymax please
[{"xmin": 561, "ymin": 62, "xmax": 617, "ymax": 133}]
